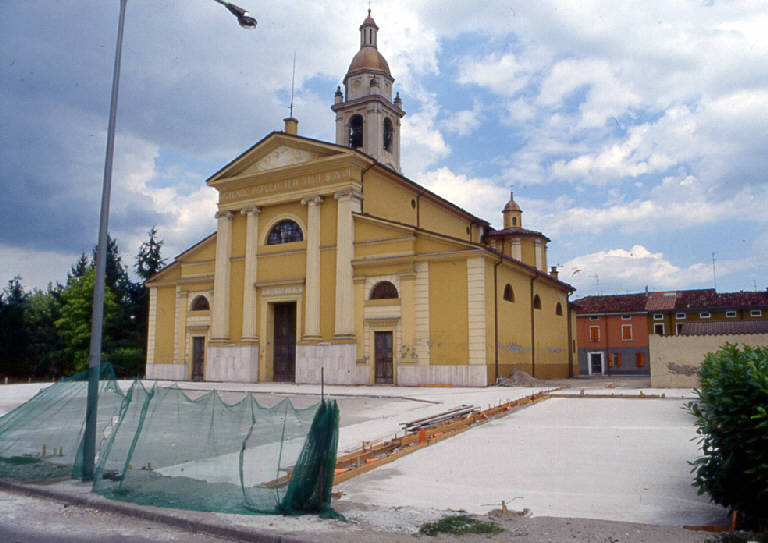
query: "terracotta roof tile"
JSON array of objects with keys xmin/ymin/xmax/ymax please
[
  {"xmin": 573, "ymin": 293, "xmax": 648, "ymax": 314},
  {"xmin": 678, "ymin": 320, "xmax": 768, "ymax": 335},
  {"xmin": 645, "ymin": 291, "xmax": 679, "ymax": 311},
  {"xmin": 677, "ymin": 290, "xmax": 768, "ymax": 310}
]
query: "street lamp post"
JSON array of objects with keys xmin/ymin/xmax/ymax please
[{"xmin": 82, "ymin": 0, "xmax": 256, "ymax": 481}]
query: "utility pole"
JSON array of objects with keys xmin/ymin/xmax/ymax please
[{"xmin": 82, "ymin": 0, "xmax": 256, "ymax": 481}]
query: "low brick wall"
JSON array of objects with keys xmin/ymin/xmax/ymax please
[{"xmin": 649, "ymin": 333, "xmax": 768, "ymax": 387}]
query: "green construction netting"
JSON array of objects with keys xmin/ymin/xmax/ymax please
[
  {"xmin": 0, "ymin": 364, "xmax": 124, "ymax": 481},
  {"xmin": 0, "ymin": 369, "xmax": 341, "ymax": 518}
]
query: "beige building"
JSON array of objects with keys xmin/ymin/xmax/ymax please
[{"xmin": 145, "ymin": 12, "xmax": 576, "ymax": 386}]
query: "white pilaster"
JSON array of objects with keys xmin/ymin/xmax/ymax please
[
  {"xmin": 535, "ymin": 240, "xmax": 543, "ymax": 271},
  {"xmin": 510, "ymin": 239, "xmax": 522, "ymax": 261},
  {"xmin": 414, "ymin": 261, "xmax": 430, "ymax": 365},
  {"xmin": 301, "ymin": 195, "xmax": 323, "ymax": 340},
  {"xmin": 173, "ymin": 287, "xmax": 187, "ymax": 363},
  {"xmin": 146, "ymin": 287, "xmax": 158, "ymax": 366},
  {"xmin": 334, "ymin": 189, "xmax": 363, "ymax": 338},
  {"xmin": 241, "ymin": 206, "xmax": 261, "ymax": 341},
  {"xmin": 211, "ymin": 210, "xmax": 234, "ymax": 341},
  {"xmin": 467, "ymin": 257, "xmax": 486, "ymax": 365}
]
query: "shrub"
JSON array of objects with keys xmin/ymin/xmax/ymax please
[
  {"xmin": 418, "ymin": 514, "xmax": 503, "ymax": 536},
  {"xmin": 688, "ymin": 344, "xmax": 768, "ymax": 526}
]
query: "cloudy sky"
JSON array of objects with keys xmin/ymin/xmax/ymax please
[{"xmin": 2, "ymin": 1, "xmax": 767, "ymax": 296}]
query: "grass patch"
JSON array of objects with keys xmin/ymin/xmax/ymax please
[{"xmin": 419, "ymin": 514, "xmax": 503, "ymax": 536}]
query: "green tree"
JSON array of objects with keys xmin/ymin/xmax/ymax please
[
  {"xmin": 114, "ymin": 226, "xmax": 168, "ymax": 378},
  {"xmin": 68, "ymin": 252, "xmax": 90, "ymax": 283},
  {"xmin": 24, "ymin": 284, "xmax": 64, "ymax": 377},
  {"xmin": 54, "ymin": 268, "xmax": 118, "ymax": 375},
  {"xmin": 93, "ymin": 235, "xmax": 131, "ymax": 303},
  {"xmin": 0, "ymin": 276, "xmax": 30, "ymax": 377},
  {"xmin": 135, "ymin": 226, "xmax": 166, "ymax": 281}
]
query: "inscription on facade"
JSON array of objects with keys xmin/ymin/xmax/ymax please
[
  {"xmin": 220, "ymin": 168, "xmax": 353, "ymax": 202},
  {"xmin": 261, "ymin": 286, "xmax": 304, "ymax": 297}
]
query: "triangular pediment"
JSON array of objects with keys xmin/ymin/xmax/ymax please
[
  {"xmin": 208, "ymin": 133, "xmax": 357, "ymax": 184},
  {"xmin": 242, "ymin": 145, "xmax": 319, "ymax": 174}
]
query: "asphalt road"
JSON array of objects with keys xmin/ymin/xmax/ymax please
[{"xmin": 0, "ymin": 490, "xmax": 241, "ymax": 543}]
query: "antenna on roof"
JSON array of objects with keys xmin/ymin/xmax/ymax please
[
  {"xmin": 289, "ymin": 51, "xmax": 296, "ymax": 118},
  {"xmin": 712, "ymin": 252, "xmax": 717, "ymax": 292}
]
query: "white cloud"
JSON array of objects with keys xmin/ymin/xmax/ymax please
[
  {"xmin": 562, "ymin": 245, "xmax": 711, "ymax": 294},
  {"xmin": 0, "ymin": 246, "xmax": 80, "ymax": 291},
  {"xmin": 441, "ymin": 100, "xmax": 483, "ymax": 136},
  {"xmin": 401, "ymin": 98, "xmax": 451, "ymax": 175},
  {"xmin": 457, "ymin": 51, "xmax": 535, "ymax": 97}
]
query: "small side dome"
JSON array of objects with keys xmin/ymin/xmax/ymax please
[
  {"xmin": 502, "ymin": 191, "xmax": 523, "ymax": 229},
  {"xmin": 503, "ymin": 191, "xmax": 521, "ymax": 213}
]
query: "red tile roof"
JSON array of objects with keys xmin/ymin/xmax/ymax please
[
  {"xmin": 573, "ymin": 293, "xmax": 648, "ymax": 314},
  {"xmin": 574, "ymin": 289, "xmax": 768, "ymax": 315},
  {"xmin": 678, "ymin": 290, "xmax": 768, "ymax": 310},
  {"xmin": 678, "ymin": 320, "xmax": 768, "ymax": 336},
  {"xmin": 646, "ymin": 291, "xmax": 679, "ymax": 311}
]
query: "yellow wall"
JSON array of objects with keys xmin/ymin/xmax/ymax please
[
  {"xmin": 428, "ymin": 260, "xmax": 468, "ymax": 365},
  {"xmin": 532, "ymin": 280, "xmax": 570, "ymax": 378},
  {"xmin": 229, "ymin": 259, "xmax": 245, "ymax": 342},
  {"xmin": 363, "ymin": 172, "xmax": 417, "ymax": 225},
  {"xmin": 153, "ymin": 286, "xmax": 176, "ymax": 364},
  {"xmin": 495, "ymin": 266, "xmax": 535, "ymax": 377},
  {"xmin": 520, "ymin": 238, "xmax": 535, "ymax": 268},
  {"xmin": 420, "ymin": 197, "xmax": 469, "ymax": 240},
  {"xmin": 319, "ymin": 248, "xmax": 337, "ymax": 339}
]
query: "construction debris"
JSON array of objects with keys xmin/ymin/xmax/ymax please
[
  {"xmin": 400, "ymin": 405, "xmax": 478, "ymax": 432},
  {"xmin": 496, "ymin": 369, "xmax": 546, "ymax": 387}
]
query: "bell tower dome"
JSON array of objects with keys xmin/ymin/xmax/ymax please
[{"xmin": 331, "ymin": 10, "xmax": 405, "ymax": 172}]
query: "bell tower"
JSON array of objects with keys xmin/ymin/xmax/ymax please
[{"xmin": 331, "ymin": 10, "xmax": 405, "ymax": 172}]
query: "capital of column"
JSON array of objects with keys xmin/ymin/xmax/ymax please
[
  {"xmin": 334, "ymin": 189, "xmax": 364, "ymax": 202},
  {"xmin": 300, "ymin": 195, "xmax": 324, "ymax": 206},
  {"xmin": 240, "ymin": 206, "xmax": 261, "ymax": 216},
  {"xmin": 215, "ymin": 210, "xmax": 234, "ymax": 220}
]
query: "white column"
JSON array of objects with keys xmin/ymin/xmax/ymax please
[
  {"xmin": 211, "ymin": 210, "xmax": 234, "ymax": 341},
  {"xmin": 335, "ymin": 113, "xmax": 345, "ymax": 146},
  {"xmin": 301, "ymin": 196, "xmax": 323, "ymax": 340},
  {"xmin": 467, "ymin": 257, "xmax": 486, "ymax": 365},
  {"xmin": 146, "ymin": 287, "xmax": 158, "ymax": 366},
  {"xmin": 414, "ymin": 262, "xmax": 430, "ymax": 365},
  {"xmin": 510, "ymin": 239, "xmax": 522, "ymax": 261},
  {"xmin": 173, "ymin": 287, "xmax": 187, "ymax": 363},
  {"xmin": 535, "ymin": 240, "xmax": 543, "ymax": 271},
  {"xmin": 334, "ymin": 189, "xmax": 363, "ymax": 339},
  {"xmin": 240, "ymin": 206, "xmax": 261, "ymax": 341}
]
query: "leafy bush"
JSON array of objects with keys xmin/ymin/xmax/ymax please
[{"xmin": 688, "ymin": 344, "xmax": 768, "ymax": 526}]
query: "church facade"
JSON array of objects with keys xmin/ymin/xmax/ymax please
[{"xmin": 145, "ymin": 13, "xmax": 576, "ymax": 386}]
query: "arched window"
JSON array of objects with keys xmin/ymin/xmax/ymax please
[
  {"xmin": 190, "ymin": 295, "xmax": 210, "ymax": 311},
  {"xmin": 349, "ymin": 114, "xmax": 364, "ymax": 149},
  {"xmin": 533, "ymin": 294, "xmax": 541, "ymax": 310},
  {"xmin": 556, "ymin": 302, "xmax": 563, "ymax": 316},
  {"xmin": 267, "ymin": 220, "xmax": 303, "ymax": 245},
  {"xmin": 383, "ymin": 118, "xmax": 393, "ymax": 151},
  {"xmin": 503, "ymin": 284, "xmax": 514, "ymax": 302},
  {"xmin": 370, "ymin": 281, "xmax": 398, "ymax": 300}
]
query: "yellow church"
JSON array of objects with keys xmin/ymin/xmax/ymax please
[{"xmin": 145, "ymin": 12, "xmax": 576, "ymax": 386}]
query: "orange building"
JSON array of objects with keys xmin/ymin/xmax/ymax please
[{"xmin": 574, "ymin": 294, "xmax": 649, "ymax": 376}]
